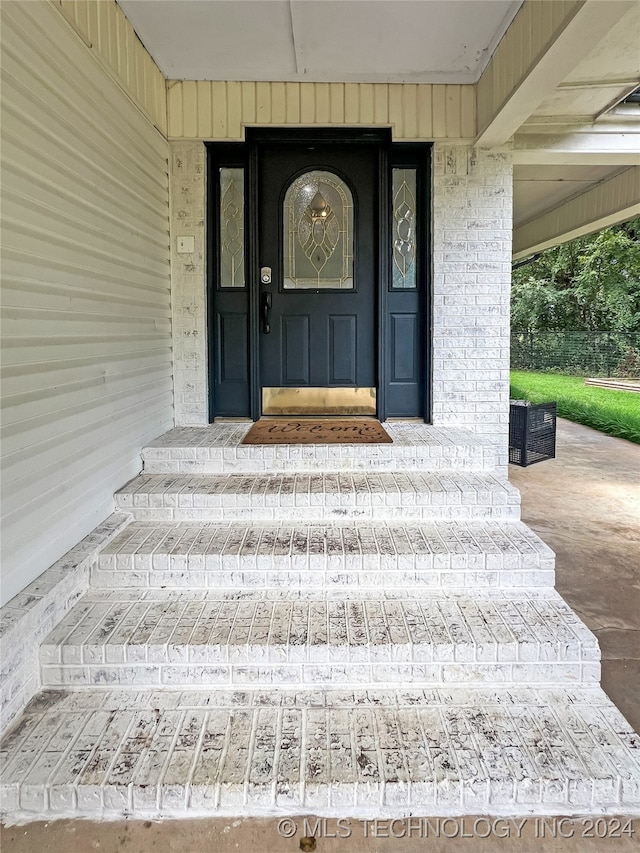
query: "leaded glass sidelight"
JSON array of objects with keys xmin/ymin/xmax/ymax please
[
  {"xmin": 283, "ymin": 171, "xmax": 354, "ymax": 290},
  {"xmin": 219, "ymin": 168, "xmax": 245, "ymax": 288},
  {"xmin": 392, "ymin": 168, "xmax": 417, "ymax": 289}
]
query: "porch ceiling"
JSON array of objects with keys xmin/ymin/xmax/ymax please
[
  {"xmin": 502, "ymin": 1, "xmax": 640, "ymax": 256},
  {"xmin": 512, "ymin": 164, "xmax": 627, "ymax": 229},
  {"xmin": 529, "ymin": 5, "xmax": 640, "ymax": 120},
  {"xmin": 116, "ymin": 0, "xmax": 522, "ymax": 84},
  {"xmin": 115, "ymin": 0, "xmax": 639, "ymax": 256}
]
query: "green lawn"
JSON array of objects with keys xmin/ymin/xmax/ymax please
[{"xmin": 510, "ymin": 371, "xmax": 640, "ymax": 444}]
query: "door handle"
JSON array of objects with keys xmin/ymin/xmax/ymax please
[{"xmin": 261, "ymin": 291, "xmax": 272, "ymax": 334}]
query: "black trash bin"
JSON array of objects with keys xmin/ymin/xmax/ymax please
[{"xmin": 509, "ymin": 400, "xmax": 557, "ymax": 467}]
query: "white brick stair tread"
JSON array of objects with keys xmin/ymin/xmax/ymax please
[
  {"xmin": 2, "ymin": 687, "xmax": 639, "ymax": 820},
  {"xmin": 94, "ymin": 520, "xmax": 554, "ymax": 590},
  {"xmin": 114, "ymin": 472, "xmax": 520, "ymax": 522},
  {"xmin": 142, "ymin": 423, "xmax": 497, "ymax": 473},
  {"xmin": 39, "ymin": 590, "xmax": 598, "ymax": 688}
]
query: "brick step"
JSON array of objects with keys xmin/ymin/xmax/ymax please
[
  {"xmin": 114, "ymin": 472, "xmax": 520, "ymax": 523},
  {"xmin": 2, "ymin": 686, "xmax": 639, "ymax": 820},
  {"xmin": 93, "ymin": 520, "xmax": 555, "ymax": 590},
  {"xmin": 39, "ymin": 590, "xmax": 599, "ymax": 688},
  {"xmin": 141, "ymin": 423, "xmax": 498, "ymax": 475}
]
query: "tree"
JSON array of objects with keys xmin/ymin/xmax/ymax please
[{"xmin": 511, "ymin": 218, "xmax": 640, "ymax": 333}]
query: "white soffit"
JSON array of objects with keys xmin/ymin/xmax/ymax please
[
  {"xmin": 513, "ymin": 165, "xmax": 624, "ymax": 228},
  {"xmin": 117, "ymin": 0, "xmax": 522, "ymax": 83},
  {"xmin": 532, "ymin": 4, "xmax": 640, "ymax": 119}
]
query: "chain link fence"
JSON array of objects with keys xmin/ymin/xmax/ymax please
[{"xmin": 511, "ymin": 331, "xmax": 640, "ymax": 377}]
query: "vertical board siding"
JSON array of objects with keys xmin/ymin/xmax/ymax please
[
  {"xmin": 476, "ymin": 0, "xmax": 581, "ymax": 137},
  {"xmin": 167, "ymin": 81, "xmax": 476, "ymax": 140},
  {"xmin": 0, "ymin": 1, "xmax": 173, "ymax": 606},
  {"xmin": 52, "ymin": 0, "xmax": 167, "ymax": 134}
]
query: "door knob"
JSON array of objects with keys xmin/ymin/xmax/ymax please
[{"xmin": 261, "ymin": 291, "xmax": 272, "ymax": 334}]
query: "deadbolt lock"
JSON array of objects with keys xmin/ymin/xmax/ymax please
[{"xmin": 260, "ymin": 266, "xmax": 272, "ymax": 284}]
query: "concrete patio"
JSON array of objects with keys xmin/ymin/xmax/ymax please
[{"xmin": 510, "ymin": 417, "xmax": 640, "ymax": 735}]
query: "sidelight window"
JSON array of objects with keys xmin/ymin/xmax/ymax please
[
  {"xmin": 391, "ymin": 168, "xmax": 417, "ymax": 289},
  {"xmin": 219, "ymin": 167, "xmax": 245, "ymax": 288}
]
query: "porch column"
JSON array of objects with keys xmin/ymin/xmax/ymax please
[
  {"xmin": 170, "ymin": 141, "xmax": 209, "ymax": 426},
  {"xmin": 431, "ymin": 144, "xmax": 513, "ymax": 471}
]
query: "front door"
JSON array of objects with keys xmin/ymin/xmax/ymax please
[{"xmin": 256, "ymin": 139, "xmax": 379, "ymax": 415}]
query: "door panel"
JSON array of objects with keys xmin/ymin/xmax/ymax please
[
  {"xmin": 329, "ymin": 315, "xmax": 357, "ymax": 384},
  {"xmin": 386, "ymin": 289, "xmax": 423, "ymax": 416},
  {"xmin": 218, "ymin": 313, "xmax": 248, "ymax": 383},
  {"xmin": 258, "ymin": 142, "xmax": 378, "ymax": 411},
  {"xmin": 390, "ymin": 313, "xmax": 418, "ymax": 382},
  {"xmin": 281, "ymin": 315, "xmax": 310, "ymax": 385}
]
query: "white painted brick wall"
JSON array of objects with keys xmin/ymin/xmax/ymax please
[
  {"xmin": 170, "ymin": 142, "xmax": 208, "ymax": 426},
  {"xmin": 170, "ymin": 141, "xmax": 514, "ymax": 466},
  {"xmin": 431, "ymin": 144, "xmax": 513, "ymax": 471},
  {"xmin": 0, "ymin": 515, "xmax": 130, "ymax": 732}
]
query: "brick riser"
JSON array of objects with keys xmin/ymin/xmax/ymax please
[
  {"xmin": 94, "ymin": 567, "xmax": 555, "ymax": 592},
  {"xmin": 40, "ymin": 661, "xmax": 600, "ymax": 690}
]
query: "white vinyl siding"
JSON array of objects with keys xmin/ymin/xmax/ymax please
[{"xmin": 0, "ymin": 1, "xmax": 173, "ymax": 606}]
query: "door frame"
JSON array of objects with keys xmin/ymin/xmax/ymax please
[{"xmin": 207, "ymin": 129, "xmax": 431, "ymax": 422}]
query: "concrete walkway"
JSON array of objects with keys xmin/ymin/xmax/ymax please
[
  {"xmin": 509, "ymin": 418, "xmax": 640, "ymax": 733},
  {"xmin": 2, "ymin": 418, "xmax": 639, "ymax": 851}
]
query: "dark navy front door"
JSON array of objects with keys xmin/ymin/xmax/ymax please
[{"xmin": 257, "ymin": 140, "xmax": 379, "ymax": 413}]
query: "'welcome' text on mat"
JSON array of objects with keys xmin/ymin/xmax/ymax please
[{"xmin": 242, "ymin": 419, "xmax": 393, "ymax": 445}]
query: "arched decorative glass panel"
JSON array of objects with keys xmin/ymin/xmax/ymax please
[{"xmin": 283, "ymin": 170, "xmax": 354, "ymax": 290}]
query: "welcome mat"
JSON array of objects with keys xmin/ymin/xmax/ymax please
[{"xmin": 242, "ymin": 419, "xmax": 393, "ymax": 445}]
